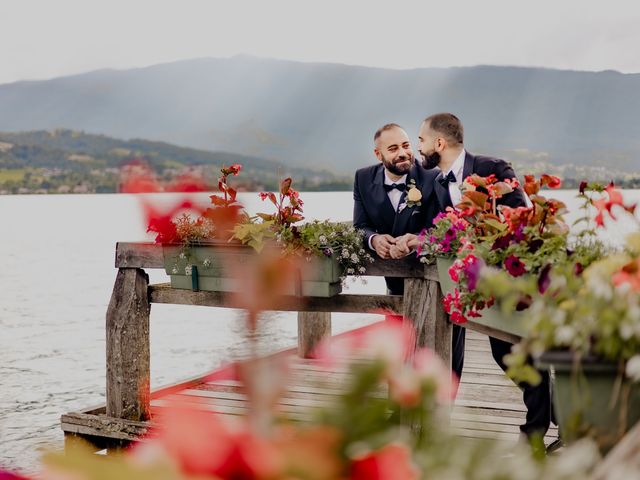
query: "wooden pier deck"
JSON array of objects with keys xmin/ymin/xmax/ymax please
[{"xmin": 61, "ymin": 242, "xmax": 558, "ymax": 449}]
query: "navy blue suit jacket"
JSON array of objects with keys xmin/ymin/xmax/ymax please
[
  {"xmin": 353, "ymin": 160, "xmax": 440, "ymax": 251},
  {"xmin": 432, "ymin": 152, "xmax": 527, "ymax": 210}
]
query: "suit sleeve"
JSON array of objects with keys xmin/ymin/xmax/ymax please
[
  {"xmin": 493, "ymin": 159, "xmax": 528, "ymax": 208},
  {"xmin": 352, "ymin": 171, "xmax": 378, "ymax": 250}
]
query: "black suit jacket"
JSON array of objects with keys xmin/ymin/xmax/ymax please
[
  {"xmin": 433, "ymin": 151, "xmax": 527, "ymax": 210},
  {"xmin": 353, "ymin": 160, "xmax": 440, "ymax": 250}
]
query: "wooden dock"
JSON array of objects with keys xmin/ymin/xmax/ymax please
[{"xmin": 61, "ymin": 242, "xmax": 557, "ymax": 449}]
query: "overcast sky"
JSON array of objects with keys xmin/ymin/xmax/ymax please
[{"xmin": 2, "ymin": 0, "xmax": 640, "ymax": 85}]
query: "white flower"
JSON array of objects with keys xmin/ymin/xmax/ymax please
[
  {"xmin": 626, "ymin": 354, "xmax": 640, "ymax": 381},
  {"xmin": 358, "ymin": 266, "xmax": 366, "ymax": 274},
  {"xmin": 346, "ymin": 268, "xmax": 355, "ymax": 275},
  {"xmin": 554, "ymin": 325, "xmax": 575, "ymax": 345},
  {"xmin": 329, "ymin": 231, "xmax": 337, "ymax": 238},
  {"xmin": 179, "ymin": 252, "xmax": 186, "ymax": 259},
  {"xmin": 350, "ymin": 253, "xmax": 360, "ymax": 263},
  {"xmin": 171, "ymin": 267, "xmax": 178, "ymax": 274},
  {"xmin": 319, "ymin": 235, "xmax": 327, "ymax": 244},
  {"xmin": 342, "ymin": 248, "xmax": 350, "ymax": 258},
  {"xmin": 202, "ymin": 258, "xmax": 212, "ymax": 268},
  {"xmin": 359, "ymin": 249, "xmax": 365, "ymax": 255},
  {"xmin": 184, "ymin": 265, "xmax": 192, "ymax": 275},
  {"xmin": 620, "ymin": 322, "xmax": 634, "ymax": 340}
]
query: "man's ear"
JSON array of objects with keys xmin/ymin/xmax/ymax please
[
  {"xmin": 374, "ymin": 148, "xmax": 383, "ymax": 162},
  {"xmin": 436, "ymin": 137, "xmax": 446, "ymax": 152}
]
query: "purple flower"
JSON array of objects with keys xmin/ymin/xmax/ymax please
[
  {"xmin": 323, "ymin": 247, "xmax": 334, "ymax": 257},
  {"xmin": 537, "ymin": 263, "xmax": 552, "ymax": 293},
  {"xmin": 463, "ymin": 256, "xmax": 484, "ymax": 291},
  {"xmin": 513, "ymin": 225, "xmax": 526, "ymax": 243},
  {"xmin": 504, "ymin": 255, "xmax": 527, "ymax": 277},
  {"xmin": 491, "ymin": 234, "xmax": 511, "ymax": 251}
]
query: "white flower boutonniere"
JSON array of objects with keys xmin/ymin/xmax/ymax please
[{"xmin": 405, "ymin": 179, "xmax": 422, "ymax": 208}]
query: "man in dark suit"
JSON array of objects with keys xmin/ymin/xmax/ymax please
[
  {"xmin": 353, "ymin": 123, "xmax": 439, "ymax": 295},
  {"xmin": 391, "ymin": 113, "xmax": 553, "ymax": 441}
]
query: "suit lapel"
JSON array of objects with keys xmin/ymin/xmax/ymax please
[
  {"xmin": 462, "ymin": 151, "xmax": 475, "ymax": 180},
  {"xmin": 434, "ymin": 171, "xmax": 451, "ymax": 210},
  {"xmin": 372, "ymin": 166, "xmax": 397, "ymax": 230}
]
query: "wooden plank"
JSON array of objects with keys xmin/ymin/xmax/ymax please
[
  {"xmin": 298, "ymin": 312, "xmax": 331, "ymax": 358},
  {"xmin": 463, "ymin": 320, "xmax": 521, "ymax": 344},
  {"xmin": 106, "ymin": 268, "xmax": 151, "ymax": 421},
  {"xmin": 454, "ymin": 398, "xmax": 526, "ymax": 412},
  {"xmin": 149, "ymin": 284, "xmax": 403, "ymax": 313},
  {"xmin": 115, "ymin": 242, "xmax": 438, "ymax": 279},
  {"xmin": 61, "ymin": 413, "xmax": 149, "ymax": 441}
]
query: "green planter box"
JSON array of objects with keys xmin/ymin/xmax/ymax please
[
  {"xmin": 436, "ymin": 256, "xmax": 528, "ymax": 338},
  {"xmin": 163, "ymin": 242, "xmax": 343, "ymax": 297},
  {"xmin": 538, "ymin": 351, "xmax": 640, "ymax": 452}
]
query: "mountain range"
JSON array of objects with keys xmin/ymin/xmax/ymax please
[{"xmin": 0, "ymin": 55, "xmax": 639, "ymax": 174}]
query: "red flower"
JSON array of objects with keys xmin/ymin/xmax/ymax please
[
  {"xmin": 504, "ymin": 255, "xmax": 527, "ymax": 277},
  {"xmin": 592, "ymin": 183, "xmax": 637, "ymax": 226},
  {"xmin": 221, "ymin": 163, "xmax": 242, "ymax": 176},
  {"xmin": 540, "ymin": 174, "xmax": 562, "ymax": 189},
  {"xmin": 450, "ymin": 311, "xmax": 467, "ymax": 324},
  {"xmin": 350, "ymin": 443, "xmax": 419, "ymax": 480}
]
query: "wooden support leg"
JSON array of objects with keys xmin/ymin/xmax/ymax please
[
  {"xmin": 297, "ymin": 311, "xmax": 331, "ymax": 358},
  {"xmin": 403, "ymin": 278, "xmax": 451, "ymax": 366},
  {"xmin": 106, "ymin": 268, "xmax": 151, "ymax": 421}
]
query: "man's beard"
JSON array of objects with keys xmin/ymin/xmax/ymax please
[
  {"xmin": 382, "ymin": 155, "xmax": 413, "ymax": 176},
  {"xmin": 420, "ymin": 150, "xmax": 441, "ymax": 170}
]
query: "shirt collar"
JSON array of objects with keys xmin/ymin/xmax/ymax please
[
  {"xmin": 383, "ymin": 171, "xmax": 407, "ymax": 185},
  {"xmin": 443, "ymin": 149, "xmax": 466, "ymax": 181}
]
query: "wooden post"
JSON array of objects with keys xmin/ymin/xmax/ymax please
[
  {"xmin": 297, "ymin": 312, "xmax": 331, "ymax": 358},
  {"xmin": 402, "ymin": 278, "xmax": 451, "ymax": 366},
  {"xmin": 106, "ymin": 268, "xmax": 151, "ymax": 421}
]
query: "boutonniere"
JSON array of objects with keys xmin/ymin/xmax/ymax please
[{"xmin": 405, "ymin": 179, "xmax": 422, "ymax": 208}]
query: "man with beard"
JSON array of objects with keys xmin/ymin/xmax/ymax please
[
  {"xmin": 391, "ymin": 113, "xmax": 554, "ymax": 443},
  {"xmin": 353, "ymin": 123, "xmax": 439, "ymax": 295}
]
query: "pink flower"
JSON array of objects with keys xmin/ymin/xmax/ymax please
[{"xmin": 450, "ymin": 311, "xmax": 467, "ymax": 324}]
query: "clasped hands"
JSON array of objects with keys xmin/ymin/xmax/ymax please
[{"xmin": 371, "ymin": 233, "xmax": 420, "ymax": 259}]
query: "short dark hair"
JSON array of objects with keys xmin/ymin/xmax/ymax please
[
  {"xmin": 423, "ymin": 113, "xmax": 464, "ymax": 145},
  {"xmin": 374, "ymin": 123, "xmax": 403, "ymax": 143}
]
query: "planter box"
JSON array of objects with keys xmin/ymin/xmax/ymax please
[
  {"xmin": 436, "ymin": 256, "xmax": 528, "ymax": 338},
  {"xmin": 163, "ymin": 242, "xmax": 343, "ymax": 297},
  {"xmin": 537, "ymin": 351, "xmax": 640, "ymax": 452}
]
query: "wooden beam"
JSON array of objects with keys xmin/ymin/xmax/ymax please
[
  {"xmin": 463, "ymin": 321, "xmax": 521, "ymax": 345},
  {"xmin": 114, "ymin": 242, "xmax": 438, "ymax": 279},
  {"xmin": 61, "ymin": 412, "xmax": 149, "ymax": 443},
  {"xmin": 149, "ymin": 284, "xmax": 403, "ymax": 313},
  {"xmin": 115, "ymin": 242, "xmax": 164, "ymax": 268},
  {"xmin": 106, "ymin": 268, "xmax": 151, "ymax": 421}
]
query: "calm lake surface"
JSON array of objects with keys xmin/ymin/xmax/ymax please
[{"xmin": 1, "ymin": 190, "xmax": 639, "ymax": 474}]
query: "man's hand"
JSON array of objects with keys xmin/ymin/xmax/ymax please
[
  {"xmin": 371, "ymin": 234, "xmax": 396, "ymax": 259},
  {"xmin": 390, "ymin": 233, "xmax": 418, "ymax": 259}
]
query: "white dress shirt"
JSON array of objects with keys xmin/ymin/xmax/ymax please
[
  {"xmin": 442, "ymin": 149, "xmax": 466, "ymax": 207},
  {"xmin": 368, "ymin": 171, "xmax": 407, "ymax": 250}
]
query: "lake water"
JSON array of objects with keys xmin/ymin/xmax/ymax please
[{"xmin": 1, "ymin": 189, "xmax": 639, "ymax": 474}]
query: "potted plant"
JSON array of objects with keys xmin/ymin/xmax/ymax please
[
  {"xmin": 417, "ymin": 174, "xmax": 568, "ymax": 337},
  {"xmin": 496, "ymin": 183, "xmax": 640, "ymax": 452},
  {"xmin": 156, "ymin": 164, "xmax": 372, "ymax": 297}
]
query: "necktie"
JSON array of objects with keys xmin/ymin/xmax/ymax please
[
  {"xmin": 383, "ymin": 183, "xmax": 406, "ymax": 192},
  {"xmin": 438, "ymin": 171, "xmax": 457, "ymax": 188}
]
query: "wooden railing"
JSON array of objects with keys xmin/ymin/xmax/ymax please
[{"xmin": 106, "ymin": 241, "xmax": 520, "ymax": 424}]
